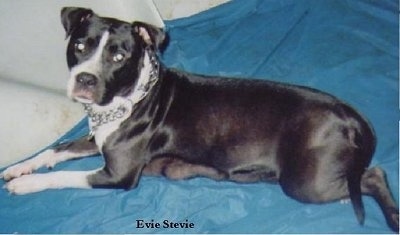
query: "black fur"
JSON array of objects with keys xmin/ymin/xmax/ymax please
[{"xmin": 60, "ymin": 8, "xmax": 398, "ymax": 231}]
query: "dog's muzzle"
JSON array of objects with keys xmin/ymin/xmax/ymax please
[{"xmin": 70, "ymin": 72, "xmax": 98, "ymax": 103}]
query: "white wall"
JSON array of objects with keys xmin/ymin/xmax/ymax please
[
  {"xmin": 0, "ymin": 0, "xmax": 229, "ymax": 167},
  {"xmin": 0, "ymin": 80, "xmax": 84, "ymax": 166},
  {"xmin": 154, "ymin": 0, "xmax": 230, "ymax": 19}
]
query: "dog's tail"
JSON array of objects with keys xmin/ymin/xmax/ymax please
[
  {"xmin": 345, "ymin": 114, "xmax": 376, "ymax": 226},
  {"xmin": 349, "ymin": 120, "xmax": 399, "ymax": 232},
  {"xmin": 347, "ymin": 160, "xmax": 365, "ymax": 225}
]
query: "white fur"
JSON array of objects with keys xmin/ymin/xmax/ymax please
[
  {"xmin": 67, "ymin": 31, "xmax": 110, "ymax": 101},
  {"xmin": 5, "ymin": 169, "xmax": 100, "ymax": 195},
  {"xmin": 1, "ymin": 149, "xmax": 100, "ymax": 194},
  {"xmin": 0, "ymin": 149, "xmax": 91, "ymax": 181}
]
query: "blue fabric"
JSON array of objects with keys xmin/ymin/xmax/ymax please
[{"xmin": 0, "ymin": 0, "xmax": 398, "ymax": 233}]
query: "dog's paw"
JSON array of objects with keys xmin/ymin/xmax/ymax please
[
  {"xmin": 4, "ymin": 174, "xmax": 47, "ymax": 195},
  {"xmin": 1, "ymin": 162, "xmax": 36, "ymax": 181},
  {"xmin": 0, "ymin": 150, "xmax": 58, "ymax": 181}
]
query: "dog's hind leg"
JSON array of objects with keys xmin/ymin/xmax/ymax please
[
  {"xmin": 143, "ymin": 157, "xmax": 227, "ymax": 181},
  {"xmin": 361, "ymin": 167, "xmax": 399, "ymax": 232},
  {"xmin": 279, "ymin": 146, "xmax": 398, "ymax": 231},
  {"xmin": 1, "ymin": 135, "xmax": 99, "ymax": 181}
]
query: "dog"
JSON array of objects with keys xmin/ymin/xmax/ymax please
[{"xmin": 1, "ymin": 7, "xmax": 398, "ymax": 232}]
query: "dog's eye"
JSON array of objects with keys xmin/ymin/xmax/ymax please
[
  {"xmin": 75, "ymin": 42, "xmax": 86, "ymax": 53},
  {"xmin": 112, "ymin": 53, "xmax": 125, "ymax": 63}
]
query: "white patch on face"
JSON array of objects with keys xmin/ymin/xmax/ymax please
[
  {"xmin": 92, "ymin": 50, "xmax": 154, "ymax": 149},
  {"xmin": 67, "ymin": 31, "xmax": 110, "ymax": 102}
]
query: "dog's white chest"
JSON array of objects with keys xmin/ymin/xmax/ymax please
[{"xmin": 92, "ymin": 118, "xmax": 126, "ymax": 149}]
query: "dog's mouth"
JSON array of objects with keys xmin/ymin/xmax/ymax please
[{"xmin": 70, "ymin": 89, "xmax": 95, "ymax": 104}]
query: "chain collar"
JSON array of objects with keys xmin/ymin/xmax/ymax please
[{"xmin": 84, "ymin": 47, "xmax": 159, "ymax": 139}]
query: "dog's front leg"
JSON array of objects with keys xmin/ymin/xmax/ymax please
[
  {"xmin": 4, "ymin": 161, "xmax": 145, "ymax": 195},
  {"xmin": 87, "ymin": 145, "xmax": 146, "ymax": 190},
  {"xmin": 4, "ymin": 169, "xmax": 99, "ymax": 195},
  {"xmin": 1, "ymin": 135, "xmax": 99, "ymax": 181},
  {"xmin": 3, "ymin": 141, "xmax": 146, "ymax": 194}
]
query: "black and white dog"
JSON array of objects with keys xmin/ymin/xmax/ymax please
[{"xmin": 1, "ymin": 7, "xmax": 398, "ymax": 231}]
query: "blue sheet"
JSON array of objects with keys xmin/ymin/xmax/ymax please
[{"xmin": 0, "ymin": 0, "xmax": 398, "ymax": 233}]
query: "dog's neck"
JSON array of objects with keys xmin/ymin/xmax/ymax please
[{"xmin": 84, "ymin": 47, "xmax": 159, "ymax": 140}]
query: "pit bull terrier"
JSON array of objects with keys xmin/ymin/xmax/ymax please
[{"xmin": 1, "ymin": 7, "xmax": 398, "ymax": 232}]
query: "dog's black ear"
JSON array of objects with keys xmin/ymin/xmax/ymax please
[
  {"xmin": 133, "ymin": 21, "xmax": 167, "ymax": 50},
  {"xmin": 61, "ymin": 7, "xmax": 94, "ymax": 38}
]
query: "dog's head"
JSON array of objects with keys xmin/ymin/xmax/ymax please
[{"xmin": 61, "ymin": 7, "xmax": 166, "ymax": 105}]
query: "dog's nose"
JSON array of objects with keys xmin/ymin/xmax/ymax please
[{"xmin": 76, "ymin": 73, "xmax": 97, "ymax": 87}]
